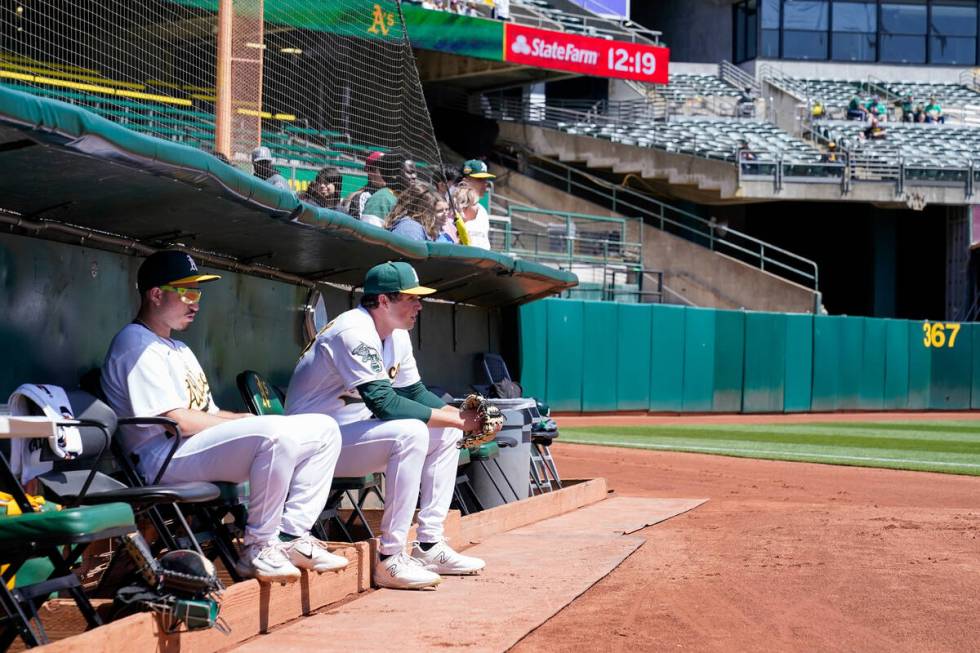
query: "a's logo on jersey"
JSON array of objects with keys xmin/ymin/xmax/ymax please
[
  {"xmin": 351, "ymin": 343, "xmax": 383, "ymax": 373},
  {"xmin": 388, "ymin": 364, "xmax": 400, "ymax": 380},
  {"xmin": 186, "ymin": 371, "xmax": 212, "ymax": 412}
]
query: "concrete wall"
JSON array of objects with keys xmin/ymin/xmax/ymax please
[
  {"xmin": 749, "ymin": 59, "xmax": 976, "ymax": 84},
  {"xmin": 641, "ymin": 221, "xmax": 819, "ymax": 313}
]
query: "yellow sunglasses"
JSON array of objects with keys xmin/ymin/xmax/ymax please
[{"xmin": 160, "ymin": 285, "xmax": 203, "ymax": 304}]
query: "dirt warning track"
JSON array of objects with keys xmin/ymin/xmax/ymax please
[{"xmin": 511, "ymin": 443, "xmax": 980, "ymax": 653}]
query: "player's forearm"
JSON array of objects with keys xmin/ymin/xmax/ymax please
[
  {"xmin": 393, "ymin": 382, "xmax": 445, "ymax": 410},
  {"xmin": 163, "ymin": 408, "xmax": 237, "ymax": 436},
  {"xmin": 357, "ymin": 380, "xmax": 433, "ymax": 422}
]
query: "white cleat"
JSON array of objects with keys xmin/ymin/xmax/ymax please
[
  {"xmin": 374, "ymin": 551, "xmax": 442, "ymax": 590},
  {"xmin": 410, "ymin": 540, "xmax": 485, "ymax": 576},
  {"xmin": 282, "ymin": 533, "xmax": 350, "ymax": 573},
  {"xmin": 237, "ymin": 541, "xmax": 302, "ymax": 585}
]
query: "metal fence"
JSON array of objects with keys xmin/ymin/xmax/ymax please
[{"xmin": 493, "ymin": 146, "xmax": 821, "ymax": 290}]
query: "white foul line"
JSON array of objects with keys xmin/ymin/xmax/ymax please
[{"xmin": 560, "ymin": 438, "xmax": 980, "ymax": 469}]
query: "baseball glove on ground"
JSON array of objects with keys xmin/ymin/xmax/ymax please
[{"xmin": 458, "ymin": 393, "xmax": 504, "ymax": 449}]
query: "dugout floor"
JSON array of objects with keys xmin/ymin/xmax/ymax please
[{"xmin": 231, "ymin": 496, "xmax": 704, "ymax": 652}]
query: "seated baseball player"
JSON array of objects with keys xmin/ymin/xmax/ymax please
[
  {"xmin": 101, "ymin": 250, "xmax": 348, "ymax": 584},
  {"xmin": 285, "ymin": 261, "xmax": 496, "ymax": 590}
]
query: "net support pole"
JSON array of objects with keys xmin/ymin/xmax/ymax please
[{"xmin": 215, "ymin": 0, "xmax": 233, "ymax": 159}]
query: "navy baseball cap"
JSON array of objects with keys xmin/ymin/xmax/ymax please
[
  {"xmin": 137, "ymin": 250, "xmax": 221, "ymax": 293},
  {"xmin": 363, "ymin": 262, "xmax": 435, "ymax": 296}
]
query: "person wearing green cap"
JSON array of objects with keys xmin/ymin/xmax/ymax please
[
  {"xmin": 286, "ymin": 261, "xmax": 497, "ymax": 590},
  {"xmin": 457, "ymin": 159, "xmax": 495, "ymax": 249}
]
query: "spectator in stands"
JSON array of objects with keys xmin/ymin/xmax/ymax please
[
  {"xmin": 344, "ymin": 151, "xmax": 385, "ymax": 221},
  {"xmin": 384, "ymin": 183, "xmax": 444, "ymax": 241},
  {"xmin": 863, "ymin": 116, "xmax": 886, "ymax": 140},
  {"xmin": 251, "ymin": 146, "xmax": 291, "ymax": 191},
  {"xmin": 811, "ymin": 100, "xmax": 826, "ymax": 121},
  {"xmin": 925, "ymin": 97, "xmax": 945, "ymax": 124},
  {"xmin": 300, "ymin": 166, "xmax": 343, "ymax": 211},
  {"xmin": 913, "ymin": 101, "xmax": 927, "ymax": 123},
  {"xmin": 437, "ymin": 165, "xmax": 462, "ymax": 243},
  {"xmin": 820, "ymin": 141, "xmax": 839, "ymax": 163},
  {"xmin": 900, "ymin": 96, "xmax": 914, "ymax": 123},
  {"xmin": 457, "ymin": 159, "xmax": 494, "ymax": 249},
  {"xmin": 737, "ymin": 139, "xmax": 757, "ymax": 161},
  {"xmin": 449, "ymin": 184, "xmax": 479, "ymax": 245},
  {"xmin": 847, "ymin": 95, "xmax": 868, "ymax": 121},
  {"xmin": 492, "ymin": 0, "xmax": 509, "ymax": 20},
  {"xmin": 737, "ymin": 87, "xmax": 756, "ymax": 118},
  {"xmin": 865, "ymin": 96, "xmax": 887, "ymax": 122},
  {"xmin": 101, "ymin": 250, "xmax": 347, "ymax": 584},
  {"xmin": 362, "ymin": 153, "xmax": 417, "ymax": 227}
]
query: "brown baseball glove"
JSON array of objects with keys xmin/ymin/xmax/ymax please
[{"xmin": 458, "ymin": 393, "xmax": 504, "ymax": 449}]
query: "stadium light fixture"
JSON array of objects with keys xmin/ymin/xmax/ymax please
[
  {"xmin": 280, "ymin": 47, "xmax": 303, "ymax": 55},
  {"xmin": 245, "ymin": 42, "xmax": 266, "ymax": 50}
]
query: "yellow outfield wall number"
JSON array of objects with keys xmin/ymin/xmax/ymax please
[{"xmin": 922, "ymin": 321, "xmax": 960, "ymax": 348}]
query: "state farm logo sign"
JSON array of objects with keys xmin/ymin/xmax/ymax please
[
  {"xmin": 510, "ymin": 33, "xmax": 599, "ymax": 66},
  {"xmin": 504, "ymin": 24, "xmax": 668, "ymax": 84}
]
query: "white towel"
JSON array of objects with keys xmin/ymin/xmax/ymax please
[{"xmin": 7, "ymin": 384, "xmax": 83, "ymax": 484}]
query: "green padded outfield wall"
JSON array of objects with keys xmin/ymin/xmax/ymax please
[{"xmin": 518, "ymin": 299, "xmax": 980, "ymax": 414}]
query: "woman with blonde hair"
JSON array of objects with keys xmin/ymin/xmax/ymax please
[
  {"xmin": 449, "ymin": 184, "xmax": 481, "ymax": 245},
  {"xmin": 385, "ymin": 183, "xmax": 447, "ymax": 241}
]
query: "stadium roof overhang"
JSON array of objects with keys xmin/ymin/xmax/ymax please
[{"xmin": 0, "ymin": 87, "xmax": 576, "ymax": 307}]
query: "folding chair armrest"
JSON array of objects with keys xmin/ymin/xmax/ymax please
[
  {"xmin": 58, "ymin": 419, "xmax": 112, "ymax": 503},
  {"xmin": 117, "ymin": 417, "xmax": 182, "ymax": 485}
]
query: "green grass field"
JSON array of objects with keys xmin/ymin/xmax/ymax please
[{"xmin": 560, "ymin": 421, "xmax": 980, "ymax": 476}]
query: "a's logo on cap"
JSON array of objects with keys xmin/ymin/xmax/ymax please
[
  {"xmin": 186, "ymin": 255, "xmax": 198, "ymax": 272},
  {"xmin": 409, "ymin": 268, "xmax": 419, "ymax": 285}
]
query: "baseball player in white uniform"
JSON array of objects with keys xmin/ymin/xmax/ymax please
[
  {"xmin": 286, "ymin": 261, "xmax": 494, "ymax": 590},
  {"xmin": 102, "ymin": 250, "xmax": 348, "ymax": 584}
]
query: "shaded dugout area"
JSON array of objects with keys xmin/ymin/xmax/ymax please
[{"xmin": 520, "ymin": 299, "xmax": 977, "ymax": 414}]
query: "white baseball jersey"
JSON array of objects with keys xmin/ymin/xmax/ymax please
[
  {"xmin": 285, "ymin": 307, "xmax": 421, "ymax": 425},
  {"xmin": 466, "ymin": 203, "xmax": 492, "ymax": 249},
  {"xmin": 102, "ymin": 322, "xmax": 219, "ymax": 474}
]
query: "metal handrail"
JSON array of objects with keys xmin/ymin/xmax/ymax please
[
  {"xmin": 493, "ymin": 144, "xmax": 820, "ymax": 289},
  {"xmin": 720, "ymin": 60, "xmax": 759, "ymax": 95}
]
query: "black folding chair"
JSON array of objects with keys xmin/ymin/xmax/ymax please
[{"xmin": 79, "ymin": 372, "xmax": 249, "ymax": 582}]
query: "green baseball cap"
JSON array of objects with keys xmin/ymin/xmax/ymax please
[
  {"xmin": 462, "ymin": 159, "xmax": 495, "ymax": 179},
  {"xmin": 363, "ymin": 262, "xmax": 436, "ymax": 296}
]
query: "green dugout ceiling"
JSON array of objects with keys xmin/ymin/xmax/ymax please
[{"xmin": 520, "ymin": 299, "xmax": 979, "ymax": 413}]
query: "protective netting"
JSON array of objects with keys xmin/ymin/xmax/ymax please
[{"xmin": 0, "ymin": 0, "xmax": 445, "ymax": 193}]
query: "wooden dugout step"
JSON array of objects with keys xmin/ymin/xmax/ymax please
[{"xmin": 33, "ymin": 479, "xmax": 609, "ymax": 653}]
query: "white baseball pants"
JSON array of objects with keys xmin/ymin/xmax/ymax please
[
  {"xmin": 159, "ymin": 414, "xmax": 341, "ymax": 547},
  {"xmin": 334, "ymin": 419, "xmax": 460, "ymax": 555}
]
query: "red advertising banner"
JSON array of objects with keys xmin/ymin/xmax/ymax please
[{"xmin": 503, "ymin": 23, "xmax": 669, "ymax": 84}]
